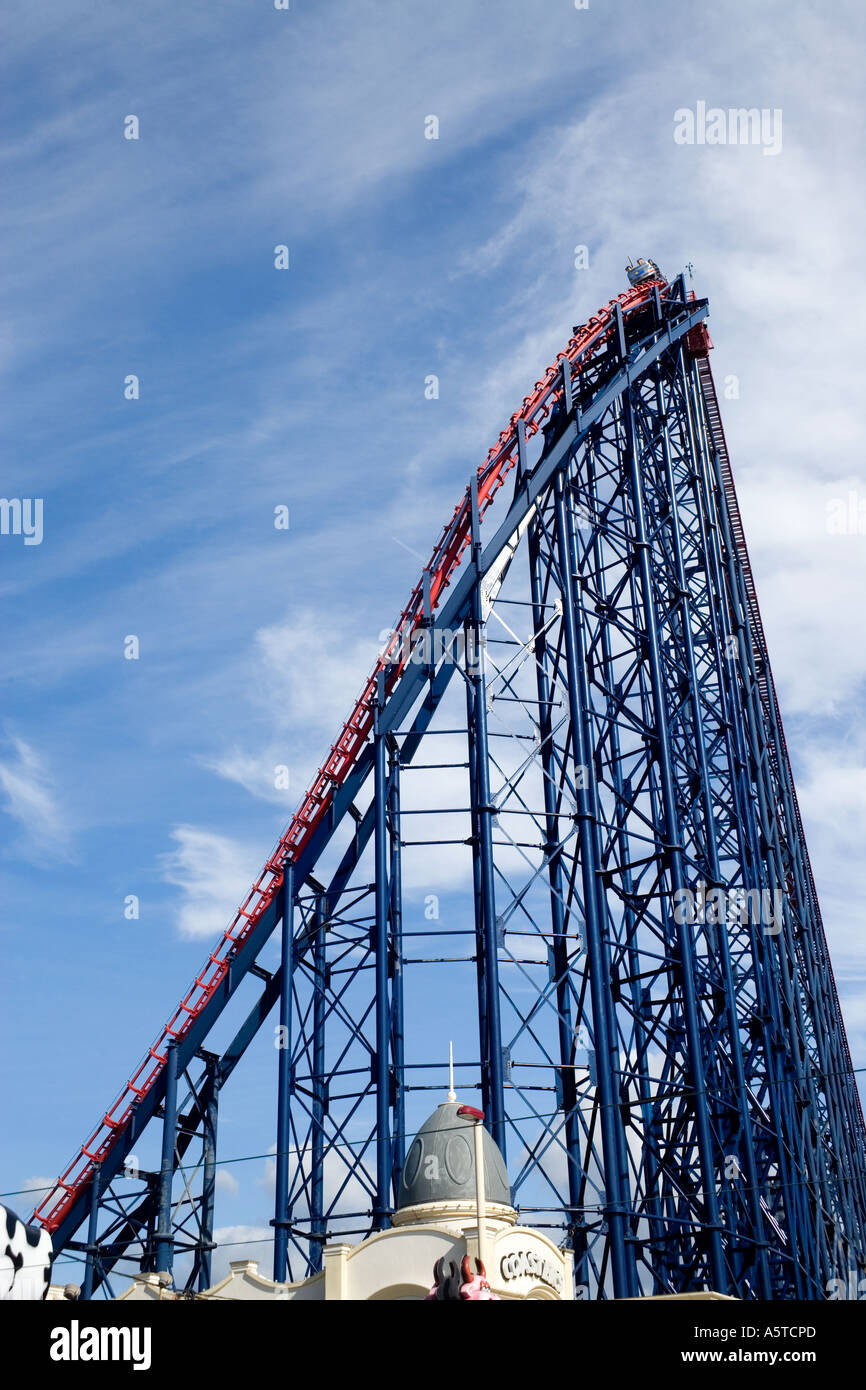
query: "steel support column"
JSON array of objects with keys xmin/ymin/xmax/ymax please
[
  {"xmin": 467, "ymin": 473, "xmax": 506, "ymax": 1152},
  {"xmin": 465, "ymin": 640, "xmax": 490, "ymax": 1118},
  {"xmin": 154, "ymin": 1039, "xmax": 179, "ymax": 1278},
  {"xmin": 273, "ymin": 864, "xmax": 295, "ymax": 1282},
  {"xmin": 309, "ymin": 897, "xmax": 326, "ymax": 1269},
  {"xmin": 527, "ymin": 508, "xmax": 584, "ymax": 1270},
  {"xmin": 373, "ymin": 672, "xmax": 393, "ymax": 1228},
  {"xmin": 199, "ymin": 1056, "xmax": 220, "ymax": 1292},
  {"xmin": 81, "ymin": 1164, "xmax": 101, "ymax": 1301},
  {"xmin": 388, "ymin": 741, "xmax": 406, "ymax": 1198}
]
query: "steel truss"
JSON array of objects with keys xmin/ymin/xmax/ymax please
[{"xmin": 35, "ymin": 275, "xmax": 866, "ymax": 1299}]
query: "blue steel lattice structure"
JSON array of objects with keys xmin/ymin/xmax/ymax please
[{"xmin": 33, "ymin": 272, "xmax": 866, "ymax": 1300}]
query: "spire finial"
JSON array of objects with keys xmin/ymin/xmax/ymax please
[{"xmin": 448, "ymin": 1041, "xmax": 456, "ymax": 1102}]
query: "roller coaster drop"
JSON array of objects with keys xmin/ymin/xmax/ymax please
[{"xmin": 33, "ymin": 269, "xmax": 866, "ymax": 1300}]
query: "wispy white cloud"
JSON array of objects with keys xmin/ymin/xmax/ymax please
[
  {"xmin": 0, "ymin": 736, "xmax": 69, "ymax": 858},
  {"xmin": 201, "ymin": 614, "xmax": 384, "ymax": 808},
  {"xmin": 796, "ymin": 743, "xmax": 866, "ymax": 1067},
  {"xmin": 17, "ymin": 1176, "xmax": 55, "ymax": 1198},
  {"xmin": 199, "ymin": 748, "xmax": 294, "ymax": 807},
  {"xmin": 215, "ymin": 1170, "xmax": 239, "ymax": 1198},
  {"xmin": 160, "ymin": 825, "xmax": 263, "ymax": 940}
]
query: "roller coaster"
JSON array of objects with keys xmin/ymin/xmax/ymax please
[{"xmin": 32, "ymin": 266, "xmax": 866, "ymax": 1300}]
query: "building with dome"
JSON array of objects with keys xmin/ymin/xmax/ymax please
[{"xmin": 111, "ymin": 1098, "xmax": 574, "ymax": 1301}]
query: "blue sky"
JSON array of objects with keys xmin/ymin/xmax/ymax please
[{"xmin": 2, "ymin": 0, "xmax": 865, "ymax": 1281}]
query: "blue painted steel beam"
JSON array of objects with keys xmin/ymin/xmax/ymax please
[
  {"xmin": 81, "ymin": 1163, "xmax": 101, "ymax": 1300},
  {"xmin": 465, "ymin": 627, "xmax": 490, "ymax": 1120},
  {"xmin": 527, "ymin": 506, "xmax": 585, "ymax": 1266},
  {"xmin": 309, "ymin": 896, "xmax": 326, "ymax": 1269},
  {"xmin": 467, "ymin": 473, "xmax": 506, "ymax": 1152},
  {"xmin": 388, "ymin": 744, "xmax": 406, "ymax": 1198},
  {"xmin": 373, "ymin": 673, "xmax": 393, "ymax": 1226},
  {"xmin": 273, "ymin": 864, "xmax": 295, "ymax": 1281},
  {"xmin": 198, "ymin": 1062, "xmax": 219, "ymax": 1292},
  {"xmin": 154, "ymin": 1040, "xmax": 178, "ymax": 1276}
]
